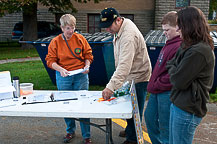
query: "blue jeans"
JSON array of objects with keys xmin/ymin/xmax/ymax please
[
  {"xmin": 169, "ymin": 104, "xmax": 202, "ymax": 144},
  {"xmin": 144, "ymin": 91, "xmax": 171, "ymax": 144},
  {"xmin": 56, "ymin": 71, "xmax": 90, "ymax": 139},
  {"xmin": 125, "ymin": 82, "xmax": 148, "ymax": 142}
]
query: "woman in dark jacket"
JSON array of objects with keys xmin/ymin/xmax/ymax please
[{"xmin": 167, "ymin": 6, "xmax": 215, "ymax": 144}]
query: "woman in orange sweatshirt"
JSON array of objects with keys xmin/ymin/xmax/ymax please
[{"xmin": 45, "ymin": 14, "xmax": 93, "ymax": 144}]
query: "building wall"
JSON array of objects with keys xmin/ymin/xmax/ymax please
[
  {"xmin": 73, "ymin": 0, "xmax": 154, "ymax": 11},
  {"xmin": 0, "ymin": 0, "xmax": 210, "ymax": 42},
  {"xmin": 0, "ymin": 13, "xmax": 22, "ymax": 42},
  {"xmin": 0, "ymin": 0, "xmax": 155, "ymax": 41},
  {"xmin": 72, "ymin": 0, "xmax": 155, "ymax": 35},
  {"xmin": 73, "ymin": 10, "xmax": 154, "ymax": 36},
  {"xmin": 155, "ymin": 0, "xmax": 210, "ymax": 29},
  {"xmin": 0, "ymin": 9, "xmax": 55, "ymax": 42}
]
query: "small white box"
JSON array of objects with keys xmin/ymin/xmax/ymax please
[
  {"xmin": 0, "ymin": 92, "xmax": 13, "ymax": 100},
  {"xmin": 0, "ymin": 71, "xmax": 15, "ymax": 100}
]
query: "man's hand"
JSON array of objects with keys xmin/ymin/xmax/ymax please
[{"xmin": 102, "ymin": 88, "xmax": 114, "ymax": 100}]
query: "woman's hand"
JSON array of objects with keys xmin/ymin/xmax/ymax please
[
  {"xmin": 82, "ymin": 65, "xmax": 90, "ymax": 74},
  {"xmin": 51, "ymin": 62, "xmax": 69, "ymax": 77},
  {"xmin": 60, "ymin": 68, "xmax": 69, "ymax": 77}
]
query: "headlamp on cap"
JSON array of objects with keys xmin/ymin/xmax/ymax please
[{"xmin": 99, "ymin": 7, "xmax": 120, "ymax": 28}]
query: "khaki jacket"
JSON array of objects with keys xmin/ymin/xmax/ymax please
[{"xmin": 106, "ymin": 18, "xmax": 152, "ymax": 91}]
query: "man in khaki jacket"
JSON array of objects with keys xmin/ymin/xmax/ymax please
[{"xmin": 99, "ymin": 7, "xmax": 152, "ymax": 144}]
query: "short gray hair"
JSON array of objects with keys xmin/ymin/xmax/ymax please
[{"xmin": 60, "ymin": 14, "xmax": 76, "ymax": 27}]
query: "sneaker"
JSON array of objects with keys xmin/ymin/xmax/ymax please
[
  {"xmin": 122, "ymin": 140, "xmax": 137, "ymax": 144},
  {"xmin": 119, "ymin": 130, "xmax": 126, "ymax": 137},
  {"xmin": 63, "ymin": 133, "xmax": 75, "ymax": 143},
  {"xmin": 84, "ymin": 138, "xmax": 92, "ymax": 144}
]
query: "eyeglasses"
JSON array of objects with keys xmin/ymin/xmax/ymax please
[{"xmin": 64, "ymin": 26, "xmax": 75, "ymax": 31}]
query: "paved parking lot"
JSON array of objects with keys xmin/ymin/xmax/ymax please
[
  {"xmin": 193, "ymin": 103, "xmax": 217, "ymax": 144},
  {"xmin": 0, "ymin": 58, "xmax": 216, "ymax": 144}
]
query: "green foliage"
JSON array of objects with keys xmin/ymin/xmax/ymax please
[
  {"xmin": 0, "ymin": 60, "xmax": 104, "ymax": 91},
  {"xmin": 89, "ymin": 85, "xmax": 104, "ymax": 91},
  {"xmin": 0, "ymin": 42, "xmax": 215, "ymax": 101},
  {"xmin": 0, "ymin": 45, "xmax": 39, "ymax": 60},
  {"xmin": 0, "ymin": 0, "xmax": 99, "ymax": 16},
  {"xmin": 208, "ymin": 20, "xmax": 217, "ymax": 24},
  {"xmin": 210, "ymin": 92, "xmax": 217, "ymax": 103},
  {"xmin": 0, "ymin": 61, "xmax": 57, "ymax": 90},
  {"xmin": 0, "ymin": 0, "xmax": 31, "ymax": 16},
  {"xmin": 0, "ymin": 0, "xmax": 100, "ymax": 43},
  {"xmin": 0, "ymin": 41, "xmax": 20, "ymax": 47},
  {"xmin": 209, "ymin": 0, "xmax": 217, "ymax": 19},
  {"xmin": 0, "ymin": 43, "xmax": 104, "ymax": 90},
  {"xmin": 209, "ymin": 0, "xmax": 217, "ymax": 17}
]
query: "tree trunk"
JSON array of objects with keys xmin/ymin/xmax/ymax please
[{"xmin": 22, "ymin": 3, "xmax": 37, "ymax": 49}]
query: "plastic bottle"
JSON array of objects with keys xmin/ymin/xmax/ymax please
[
  {"xmin": 113, "ymin": 81, "xmax": 130, "ymax": 97},
  {"xmin": 13, "ymin": 76, "xmax": 20, "ymax": 98}
]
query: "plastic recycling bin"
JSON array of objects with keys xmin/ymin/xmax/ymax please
[
  {"xmin": 21, "ymin": 32, "xmax": 115, "ymax": 86},
  {"xmin": 145, "ymin": 30, "xmax": 217, "ymax": 93}
]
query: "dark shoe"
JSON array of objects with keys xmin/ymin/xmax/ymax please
[
  {"xmin": 122, "ymin": 140, "xmax": 137, "ymax": 144},
  {"xmin": 119, "ymin": 130, "xmax": 126, "ymax": 137},
  {"xmin": 63, "ymin": 133, "xmax": 75, "ymax": 143},
  {"xmin": 84, "ymin": 138, "xmax": 92, "ymax": 144}
]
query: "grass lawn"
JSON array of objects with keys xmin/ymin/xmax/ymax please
[
  {"xmin": 0, "ymin": 42, "xmax": 39, "ymax": 60},
  {"xmin": 1, "ymin": 60, "xmax": 216, "ymax": 102},
  {"xmin": 210, "ymin": 93, "xmax": 217, "ymax": 103},
  {"xmin": 0, "ymin": 60, "xmax": 104, "ymax": 91},
  {"xmin": 0, "ymin": 42, "xmax": 104, "ymax": 91},
  {"xmin": 0, "ymin": 42, "xmax": 216, "ymax": 102},
  {"xmin": 0, "ymin": 60, "xmax": 57, "ymax": 90}
]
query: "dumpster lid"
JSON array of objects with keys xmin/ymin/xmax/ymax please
[
  {"xmin": 32, "ymin": 32, "xmax": 113, "ymax": 44},
  {"xmin": 210, "ymin": 31, "xmax": 217, "ymax": 47},
  {"xmin": 145, "ymin": 30, "xmax": 217, "ymax": 47},
  {"xmin": 144, "ymin": 30, "xmax": 166, "ymax": 47}
]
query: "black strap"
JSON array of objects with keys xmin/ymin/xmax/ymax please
[{"xmin": 62, "ymin": 34, "xmax": 84, "ymax": 62}]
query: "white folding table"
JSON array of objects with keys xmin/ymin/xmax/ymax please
[{"xmin": 0, "ymin": 90, "xmax": 132, "ymax": 144}]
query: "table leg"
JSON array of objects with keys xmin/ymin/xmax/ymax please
[
  {"xmin": 106, "ymin": 119, "xmax": 114, "ymax": 144},
  {"xmin": 74, "ymin": 118, "xmax": 115, "ymax": 144}
]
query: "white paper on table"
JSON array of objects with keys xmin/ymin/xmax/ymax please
[
  {"xmin": 53, "ymin": 92, "xmax": 78, "ymax": 101},
  {"xmin": 53, "ymin": 91, "xmax": 91, "ymax": 100},
  {"xmin": 0, "ymin": 99, "xmax": 17, "ymax": 108},
  {"xmin": 77, "ymin": 90, "xmax": 91, "ymax": 98},
  {"xmin": 57, "ymin": 101, "xmax": 83, "ymax": 111},
  {"xmin": 91, "ymin": 91, "xmax": 102, "ymax": 97},
  {"xmin": 0, "ymin": 86, "xmax": 15, "ymax": 93},
  {"xmin": 26, "ymin": 93, "xmax": 52, "ymax": 103},
  {"xmin": 0, "ymin": 92, "xmax": 13, "ymax": 101},
  {"xmin": 68, "ymin": 67, "xmax": 89, "ymax": 76}
]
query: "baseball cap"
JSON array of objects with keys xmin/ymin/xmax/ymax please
[{"xmin": 99, "ymin": 7, "xmax": 120, "ymax": 28}]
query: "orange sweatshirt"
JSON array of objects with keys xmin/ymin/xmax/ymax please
[{"xmin": 45, "ymin": 33, "xmax": 93, "ymax": 71}]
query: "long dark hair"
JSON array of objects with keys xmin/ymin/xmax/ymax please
[{"xmin": 177, "ymin": 6, "xmax": 214, "ymax": 50}]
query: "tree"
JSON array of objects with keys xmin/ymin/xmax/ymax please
[
  {"xmin": 209, "ymin": 0, "xmax": 217, "ymax": 20},
  {"xmin": 0, "ymin": 0, "xmax": 99, "ymax": 48}
]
